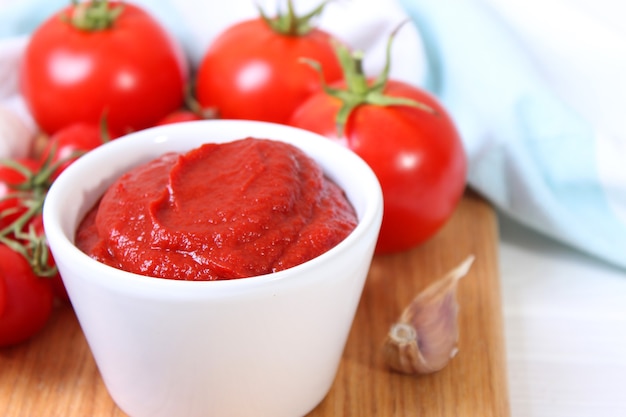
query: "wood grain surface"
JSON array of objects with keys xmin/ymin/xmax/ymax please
[{"xmin": 0, "ymin": 190, "xmax": 509, "ymax": 417}]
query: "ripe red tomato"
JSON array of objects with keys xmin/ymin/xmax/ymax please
[
  {"xmin": 50, "ymin": 270, "xmax": 69, "ymax": 304},
  {"xmin": 40, "ymin": 122, "xmax": 106, "ymax": 178},
  {"xmin": 289, "ymin": 66, "xmax": 467, "ymax": 253},
  {"xmin": 0, "ymin": 158, "xmax": 41, "ymax": 231},
  {"xmin": 156, "ymin": 109, "xmax": 203, "ymax": 126},
  {"xmin": 195, "ymin": 2, "xmax": 343, "ymax": 124},
  {"xmin": 20, "ymin": 1, "xmax": 188, "ymax": 137},
  {"xmin": 0, "ymin": 272, "xmax": 6, "ymax": 319},
  {"xmin": 0, "ymin": 244, "xmax": 54, "ymax": 346}
]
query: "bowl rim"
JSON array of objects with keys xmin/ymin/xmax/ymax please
[{"xmin": 43, "ymin": 120, "xmax": 383, "ymax": 295}]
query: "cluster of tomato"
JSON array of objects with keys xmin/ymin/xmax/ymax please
[{"xmin": 1, "ymin": 0, "xmax": 467, "ymax": 347}]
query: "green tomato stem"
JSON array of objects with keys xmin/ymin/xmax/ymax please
[
  {"xmin": 302, "ymin": 20, "xmax": 436, "ymax": 137},
  {"xmin": 62, "ymin": 0, "xmax": 124, "ymax": 32},
  {"xmin": 258, "ymin": 0, "xmax": 332, "ymax": 36}
]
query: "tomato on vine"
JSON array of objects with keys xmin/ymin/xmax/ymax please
[
  {"xmin": 24, "ymin": 213, "xmax": 69, "ymax": 303},
  {"xmin": 0, "ymin": 158, "xmax": 41, "ymax": 232},
  {"xmin": 289, "ymin": 25, "xmax": 467, "ymax": 254},
  {"xmin": 195, "ymin": 0, "xmax": 343, "ymax": 124},
  {"xmin": 1, "ymin": 153, "xmax": 70, "ymax": 332},
  {"xmin": 40, "ymin": 122, "xmax": 109, "ymax": 179},
  {"xmin": 0, "ymin": 271, "xmax": 6, "ymax": 319},
  {"xmin": 20, "ymin": 0, "xmax": 188, "ymax": 137},
  {"xmin": 156, "ymin": 110, "xmax": 203, "ymax": 126},
  {"xmin": 0, "ymin": 244, "xmax": 54, "ymax": 347}
]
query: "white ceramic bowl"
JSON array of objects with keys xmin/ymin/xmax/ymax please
[{"xmin": 43, "ymin": 120, "xmax": 383, "ymax": 417}]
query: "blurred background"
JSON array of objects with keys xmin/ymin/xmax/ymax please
[{"xmin": 1, "ymin": 1, "xmax": 625, "ymax": 416}]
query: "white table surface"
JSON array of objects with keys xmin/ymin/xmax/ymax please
[{"xmin": 498, "ymin": 213, "xmax": 626, "ymax": 417}]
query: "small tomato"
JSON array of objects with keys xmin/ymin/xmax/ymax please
[
  {"xmin": 0, "ymin": 158, "xmax": 41, "ymax": 232},
  {"xmin": 0, "ymin": 244, "xmax": 54, "ymax": 347},
  {"xmin": 40, "ymin": 122, "xmax": 107, "ymax": 178},
  {"xmin": 156, "ymin": 110, "xmax": 203, "ymax": 126},
  {"xmin": 0, "ymin": 272, "xmax": 6, "ymax": 319}
]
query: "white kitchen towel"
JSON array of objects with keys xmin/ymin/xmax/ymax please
[{"xmin": 1, "ymin": 0, "xmax": 625, "ymax": 269}]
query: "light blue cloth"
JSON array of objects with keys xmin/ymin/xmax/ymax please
[
  {"xmin": 0, "ymin": 1, "xmax": 65, "ymax": 38},
  {"xmin": 0, "ymin": 0, "xmax": 192, "ymax": 52},
  {"xmin": 399, "ymin": 0, "xmax": 626, "ymax": 269}
]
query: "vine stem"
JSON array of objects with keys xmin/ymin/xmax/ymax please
[
  {"xmin": 62, "ymin": 0, "xmax": 124, "ymax": 31},
  {"xmin": 300, "ymin": 20, "xmax": 436, "ymax": 138}
]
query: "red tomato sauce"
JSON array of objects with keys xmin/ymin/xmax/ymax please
[{"xmin": 75, "ymin": 138, "xmax": 357, "ymax": 280}]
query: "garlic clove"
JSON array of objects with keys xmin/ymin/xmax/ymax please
[
  {"xmin": 383, "ymin": 255, "xmax": 475, "ymax": 375},
  {"xmin": 0, "ymin": 105, "xmax": 37, "ymax": 159}
]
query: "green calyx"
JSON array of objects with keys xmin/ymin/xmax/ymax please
[
  {"xmin": 304, "ymin": 21, "xmax": 435, "ymax": 137},
  {"xmin": 62, "ymin": 0, "xmax": 124, "ymax": 31},
  {"xmin": 258, "ymin": 0, "xmax": 331, "ymax": 36}
]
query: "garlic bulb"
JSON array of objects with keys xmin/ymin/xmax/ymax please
[
  {"xmin": 383, "ymin": 255, "xmax": 475, "ymax": 375},
  {"xmin": 0, "ymin": 105, "xmax": 36, "ymax": 159}
]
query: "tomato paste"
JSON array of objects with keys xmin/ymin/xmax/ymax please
[{"xmin": 75, "ymin": 138, "xmax": 357, "ymax": 280}]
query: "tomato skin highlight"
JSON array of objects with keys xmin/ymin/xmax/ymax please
[
  {"xmin": 195, "ymin": 19, "xmax": 343, "ymax": 124},
  {"xmin": 19, "ymin": 2, "xmax": 188, "ymax": 137},
  {"xmin": 289, "ymin": 80, "xmax": 467, "ymax": 253},
  {"xmin": 0, "ymin": 245, "xmax": 54, "ymax": 347}
]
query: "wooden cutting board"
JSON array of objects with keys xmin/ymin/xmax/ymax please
[{"xmin": 0, "ymin": 190, "xmax": 510, "ymax": 417}]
